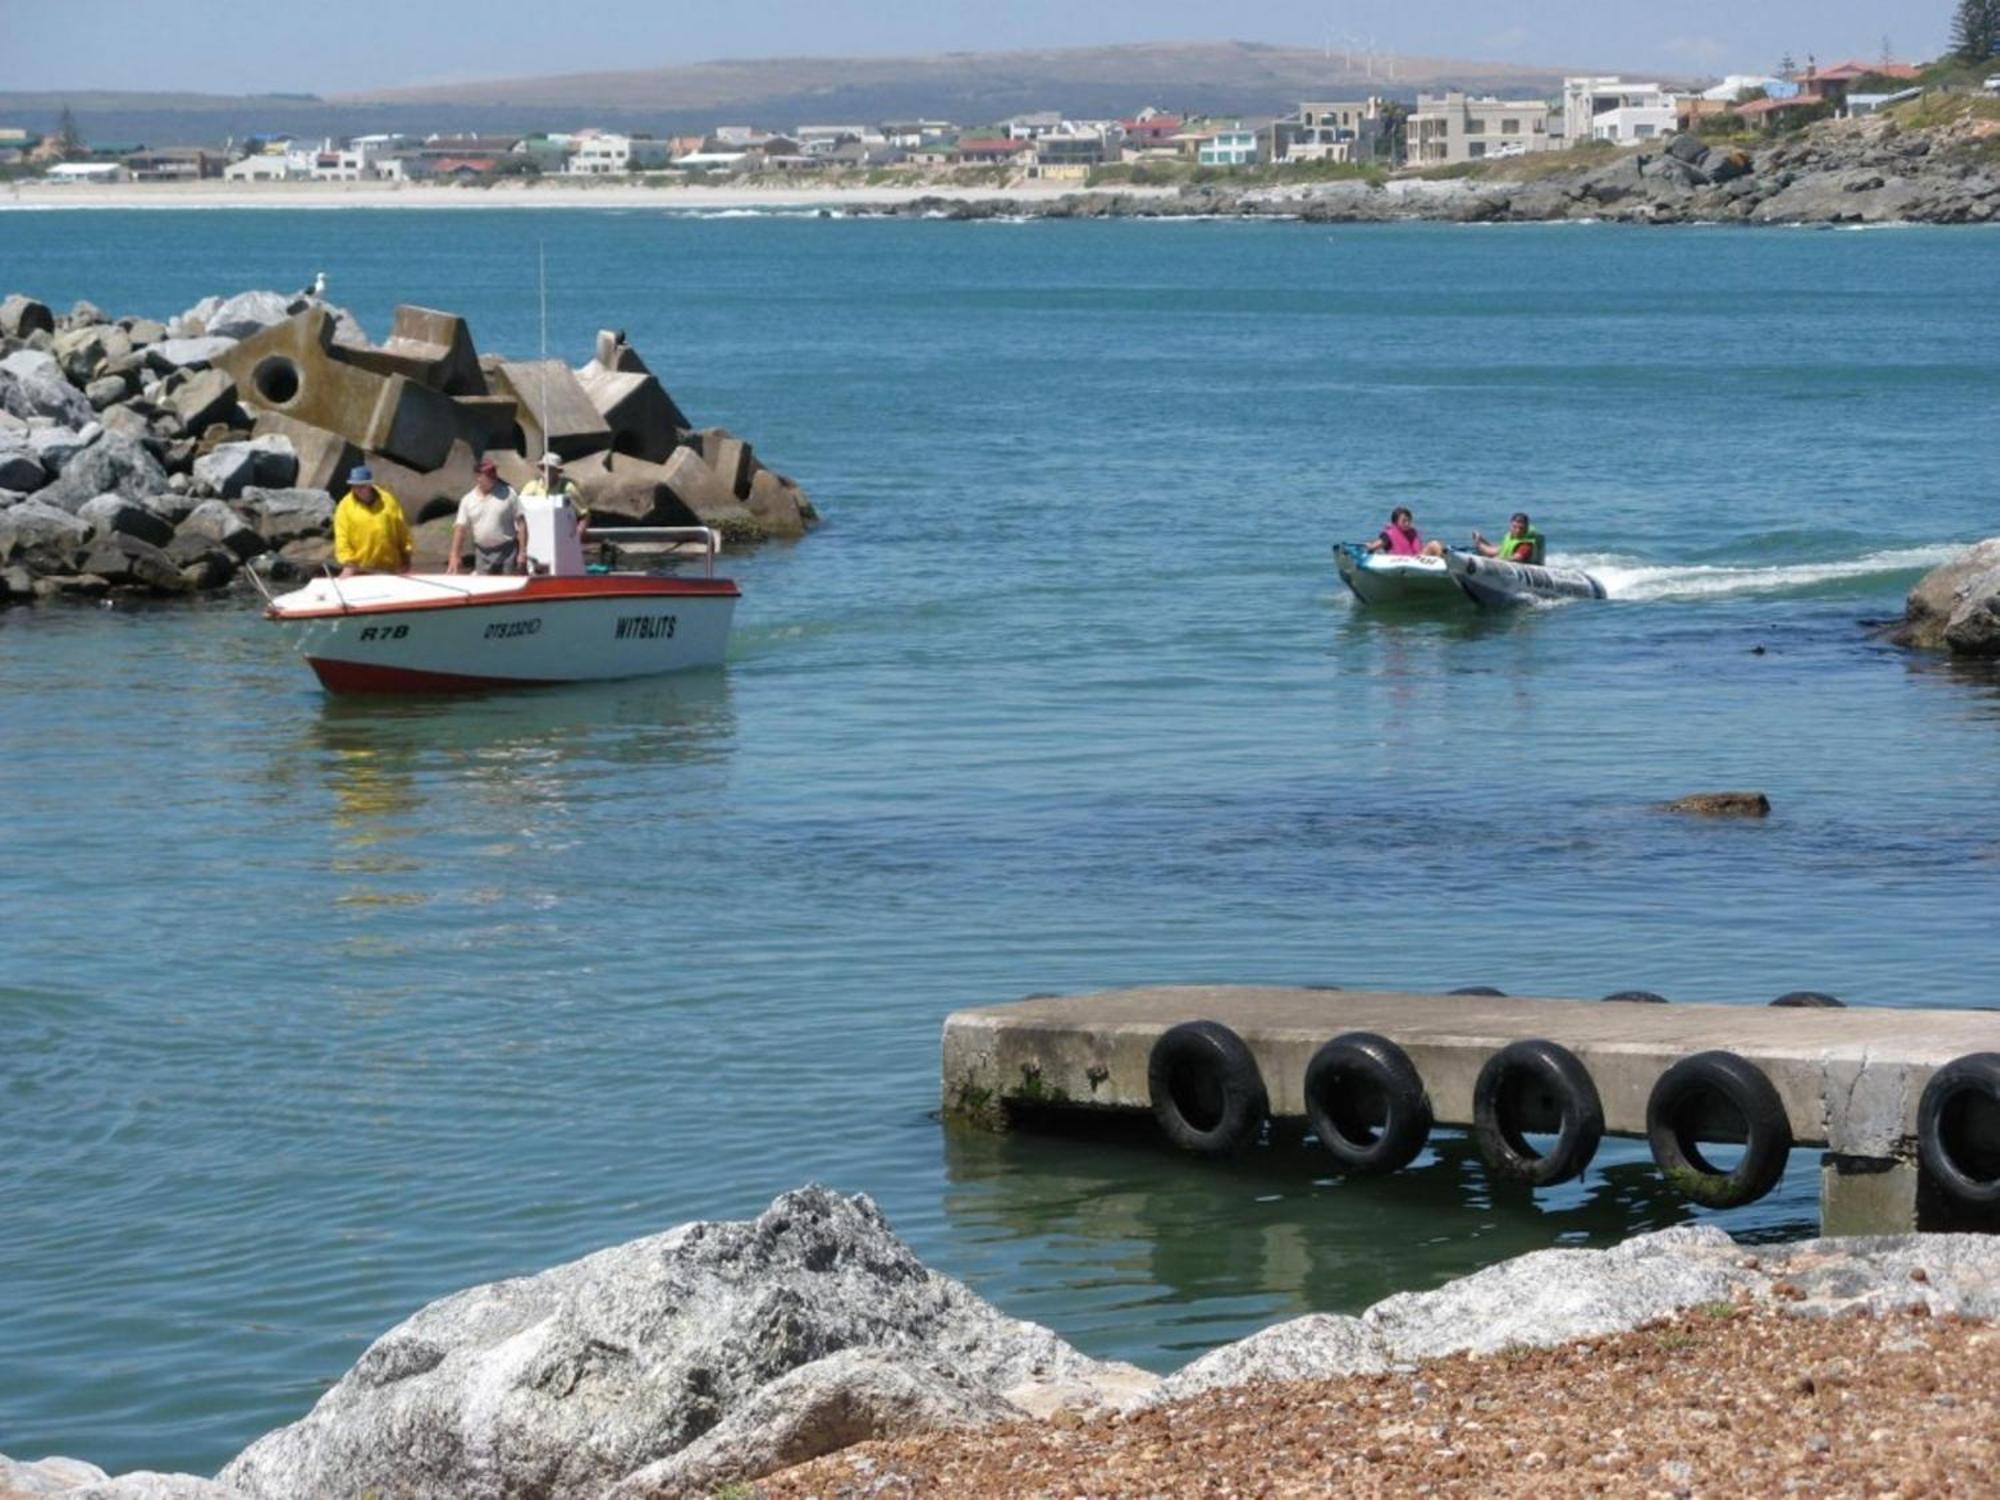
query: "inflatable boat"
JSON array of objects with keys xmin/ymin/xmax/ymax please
[
  {"xmin": 1333, "ymin": 545, "xmax": 1460, "ymax": 607},
  {"xmin": 1443, "ymin": 549, "xmax": 1606, "ymax": 607}
]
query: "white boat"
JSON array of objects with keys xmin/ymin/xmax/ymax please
[
  {"xmin": 1443, "ymin": 549, "xmax": 1606, "ymax": 607},
  {"xmin": 264, "ymin": 491, "xmax": 738, "ymax": 693},
  {"xmin": 1333, "ymin": 544, "xmax": 1459, "ymax": 607}
]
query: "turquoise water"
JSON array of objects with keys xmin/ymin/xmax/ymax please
[{"xmin": 3, "ymin": 210, "xmax": 1999, "ymax": 1474}]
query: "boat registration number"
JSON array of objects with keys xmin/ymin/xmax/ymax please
[
  {"xmin": 358, "ymin": 624, "xmax": 409, "ymax": 641},
  {"xmin": 484, "ymin": 619, "xmax": 543, "ymax": 640}
]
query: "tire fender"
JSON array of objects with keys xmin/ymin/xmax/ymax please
[
  {"xmin": 1147, "ymin": 1020, "xmax": 1269, "ymax": 1156},
  {"xmin": 1304, "ymin": 1031, "xmax": 1432, "ymax": 1174},
  {"xmin": 1646, "ymin": 1050, "xmax": 1793, "ymax": 1208},
  {"xmin": 1472, "ymin": 1038, "xmax": 1605, "ymax": 1186},
  {"xmin": 1916, "ymin": 1052, "xmax": 2000, "ymax": 1208}
]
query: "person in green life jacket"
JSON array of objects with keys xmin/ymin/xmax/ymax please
[{"xmin": 1473, "ymin": 511, "xmax": 1545, "ymax": 566}]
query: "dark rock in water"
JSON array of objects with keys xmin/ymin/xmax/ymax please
[
  {"xmin": 79, "ymin": 533, "xmax": 188, "ymax": 592},
  {"xmin": 0, "ymin": 498, "xmax": 90, "ymax": 572},
  {"xmin": 1896, "ymin": 538, "xmax": 2000, "ymax": 652},
  {"xmin": 1944, "ymin": 586, "xmax": 2000, "ymax": 657},
  {"xmin": 1664, "ymin": 791, "xmax": 1770, "ymax": 818},
  {"xmin": 171, "ymin": 538, "xmax": 241, "ymax": 590},
  {"xmin": 220, "ymin": 1186, "xmax": 1146, "ymax": 1500},
  {"xmin": 178, "ymin": 498, "xmax": 267, "ymax": 559},
  {"xmin": 78, "ymin": 493, "xmax": 175, "ymax": 548},
  {"xmin": 0, "ymin": 293, "xmax": 56, "ymax": 339},
  {"xmin": 35, "ymin": 432, "xmax": 169, "ymax": 513}
]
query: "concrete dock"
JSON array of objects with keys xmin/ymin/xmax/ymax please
[{"xmin": 941, "ymin": 985, "xmax": 2000, "ymax": 1234}]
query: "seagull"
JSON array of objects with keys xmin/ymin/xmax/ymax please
[{"xmin": 294, "ymin": 270, "xmax": 326, "ymax": 300}]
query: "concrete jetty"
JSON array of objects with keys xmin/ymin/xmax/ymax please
[{"xmin": 941, "ymin": 985, "xmax": 2000, "ymax": 1234}]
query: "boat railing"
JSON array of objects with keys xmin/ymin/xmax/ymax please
[{"xmin": 584, "ymin": 527, "xmax": 724, "ymax": 578}]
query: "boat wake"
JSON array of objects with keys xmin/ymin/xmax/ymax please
[{"xmin": 1567, "ymin": 544, "xmax": 1960, "ymax": 603}]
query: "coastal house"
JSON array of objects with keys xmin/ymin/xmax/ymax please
[
  {"xmin": 1197, "ymin": 126, "xmax": 1262, "ymax": 167},
  {"xmin": 1119, "ymin": 111, "xmax": 1184, "ymax": 154},
  {"xmin": 1407, "ymin": 93, "xmax": 1555, "ymax": 166},
  {"xmin": 124, "ymin": 148, "xmax": 223, "ymax": 181},
  {"xmin": 311, "ymin": 136, "xmax": 404, "ymax": 181},
  {"xmin": 1561, "ymin": 77, "xmax": 1678, "ymax": 145},
  {"xmin": 881, "ymin": 120, "xmax": 956, "ymax": 147},
  {"xmin": 1279, "ymin": 98, "xmax": 1393, "ymax": 163},
  {"xmin": 1003, "ymin": 111, "xmax": 1066, "ymax": 140},
  {"xmin": 43, "ymin": 161, "xmax": 128, "ymax": 183},
  {"xmin": 566, "ymin": 133, "xmax": 674, "ymax": 174},
  {"xmin": 1029, "ymin": 131, "xmax": 1109, "ymax": 179},
  {"xmin": 1732, "ymin": 93, "xmax": 1832, "ymax": 131},
  {"xmin": 952, "ymin": 137, "xmax": 1036, "ymax": 167}
]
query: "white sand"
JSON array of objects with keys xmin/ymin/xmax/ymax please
[{"xmin": 0, "ymin": 177, "xmax": 1166, "ymax": 212}]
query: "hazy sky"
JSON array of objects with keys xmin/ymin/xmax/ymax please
[{"xmin": 0, "ymin": 0, "xmax": 1951, "ymax": 93}]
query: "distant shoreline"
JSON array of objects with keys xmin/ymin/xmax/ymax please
[{"xmin": 0, "ymin": 178, "xmax": 1157, "ymax": 212}]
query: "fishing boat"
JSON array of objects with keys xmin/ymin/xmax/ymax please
[
  {"xmin": 263, "ymin": 491, "xmax": 738, "ymax": 693},
  {"xmin": 1443, "ymin": 549, "xmax": 1606, "ymax": 607}
]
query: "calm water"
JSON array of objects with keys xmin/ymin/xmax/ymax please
[{"xmin": 3, "ymin": 209, "xmax": 1999, "ymax": 1474}]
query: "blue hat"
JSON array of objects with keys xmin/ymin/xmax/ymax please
[{"xmin": 348, "ymin": 465, "xmax": 374, "ymax": 484}]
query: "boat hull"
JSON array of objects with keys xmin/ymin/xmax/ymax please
[
  {"xmin": 1444, "ymin": 551, "xmax": 1606, "ymax": 608},
  {"xmin": 1333, "ymin": 546, "xmax": 1460, "ymax": 607},
  {"xmin": 266, "ymin": 574, "xmax": 739, "ymax": 692}
]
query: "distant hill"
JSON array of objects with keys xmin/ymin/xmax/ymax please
[{"xmin": 0, "ymin": 40, "xmax": 1633, "ymax": 147}]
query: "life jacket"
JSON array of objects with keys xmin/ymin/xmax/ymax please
[
  {"xmin": 1499, "ymin": 527, "xmax": 1543, "ymax": 564},
  {"xmin": 1379, "ymin": 522, "xmax": 1423, "ymax": 556}
]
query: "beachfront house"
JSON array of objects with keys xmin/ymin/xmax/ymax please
[
  {"xmin": 1029, "ymin": 131, "xmax": 1110, "ymax": 179},
  {"xmin": 44, "ymin": 161, "xmax": 128, "ymax": 183},
  {"xmin": 1280, "ymin": 98, "xmax": 1392, "ymax": 163},
  {"xmin": 1197, "ymin": 127, "xmax": 1262, "ymax": 167},
  {"xmin": 1562, "ymin": 78, "xmax": 1679, "ymax": 145},
  {"xmin": 1003, "ymin": 111, "xmax": 1066, "ymax": 141},
  {"xmin": 953, "ymin": 138, "xmax": 1036, "ymax": 168},
  {"xmin": 566, "ymin": 133, "xmax": 674, "ymax": 174},
  {"xmin": 1119, "ymin": 111, "xmax": 1184, "ymax": 157},
  {"xmin": 1407, "ymin": 93, "xmax": 1555, "ymax": 166},
  {"xmin": 311, "ymin": 136, "xmax": 405, "ymax": 181},
  {"xmin": 124, "ymin": 148, "xmax": 223, "ymax": 181}
]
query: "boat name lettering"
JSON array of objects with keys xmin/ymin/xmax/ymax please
[
  {"xmin": 484, "ymin": 618, "xmax": 543, "ymax": 640},
  {"xmin": 358, "ymin": 624, "xmax": 409, "ymax": 641},
  {"xmin": 615, "ymin": 613, "xmax": 678, "ymax": 640}
]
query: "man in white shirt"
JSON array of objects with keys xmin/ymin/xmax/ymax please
[{"xmin": 449, "ymin": 458, "xmax": 526, "ymax": 575}]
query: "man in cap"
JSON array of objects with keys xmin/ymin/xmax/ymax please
[
  {"xmin": 449, "ymin": 456, "xmax": 526, "ymax": 575},
  {"xmin": 332, "ymin": 465, "xmax": 413, "ymax": 577}
]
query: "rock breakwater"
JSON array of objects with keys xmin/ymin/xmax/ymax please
[
  {"xmin": 0, "ymin": 290, "xmax": 815, "ymax": 607},
  {"xmin": 4, "ymin": 1187, "xmax": 1995, "ymax": 1498}
]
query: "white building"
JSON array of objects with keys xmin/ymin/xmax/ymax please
[
  {"xmin": 1407, "ymin": 94, "xmax": 1555, "ymax": 166},
  {"xmin": 1698, "ymin": 75, "xmax": 1788, "ymax": 103},
  {"xmin": 1198, "ymin": 127, "xmax": 1261, "ymax": 167},
  {"xmin": 1563, "ymin": 77, "xmax": 1678, "ymax": 145},
  {"xmin": 566, "ymin": 133, "xmax": 674, "ymax": 174},
  {"xmin": 310, "ymin": 135, "xmax": 405, "ymax": 181},
  {"xmin": 44, "ymin": 162, "xmax": 127, "ymax": 183},
  {"xmin": 1003, "ymin": 111, "xmax": 1066, "ymax": 140},
  {"xmin": 1284, "ymin": 98, "xmax": 1391, "ymax": 163}
]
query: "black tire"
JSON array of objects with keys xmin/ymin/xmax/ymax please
[
  {"xmin": 1604, "ymin": 990, "xmax": 1669, "ymax": 1004},
  {"xmin": 1771, "ymin": 991, "xmax": 1845, "ymax": 1008},
  {"xmin": 1472, "ymin": 1039, "xmax": 1605, "ymax": 1186},
  {"xmin": 1148, "ymin": 1021, "xmax": 1269, "ymax": 1156},
  {"xmin": 1449, "ymin": 986, "xmax": 1507, "ymax": 997},
  {"xmin": 1646, "ymin": 1051, "xmax": 1793, "ymax": 1208},
  {"xmin": 1916, "ymin": 1053, "xmax": 2000, "ymax": 1208},
  {"xmin": 1304, "ymin": 1031, "xmax": 1432, "ymax": 1174}
]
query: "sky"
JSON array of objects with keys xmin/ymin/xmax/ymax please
[{"xmin": 0, "ymin": 0, "xmax": 1952, "ymax": 94}]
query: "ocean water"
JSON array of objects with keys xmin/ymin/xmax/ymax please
[{"xmin": 2, "ymin": 209, "xmax": 1999, "ymax": 1475}]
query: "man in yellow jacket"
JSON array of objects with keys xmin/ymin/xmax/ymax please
[{"xmin": 333, "ymin": 465, "xmax": 413, "ymax": 576}]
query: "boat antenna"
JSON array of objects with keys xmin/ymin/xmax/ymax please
[{"xmin": 537, "ymin": 239, "xmax": 550, "ymax": 456}]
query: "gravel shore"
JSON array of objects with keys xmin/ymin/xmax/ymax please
[{"xmin": 763, "ymin": 1304, "xmax": 1999, "ymax": 1497}]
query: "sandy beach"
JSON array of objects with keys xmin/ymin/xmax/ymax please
[{"xmin": 0, "ymin": 175, "xmax": 1152, "ymax": 212}]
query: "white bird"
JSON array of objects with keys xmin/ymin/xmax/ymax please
[{"xmin": 296, "ymin": 270, "xmax": 326, "ymax": 300}]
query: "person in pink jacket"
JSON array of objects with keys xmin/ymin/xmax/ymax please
[{"xmin": 1364, "ymin": 507, "xmax": 1446, "ymax": 557}]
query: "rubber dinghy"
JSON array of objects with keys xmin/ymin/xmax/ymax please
[
  {"xmin": 1444, "ymin": 549, "xmax": 1606, "ymax": 607},
  {"xmin": 1333, "ymin": 544, "xmax": 1460, "ymax": 607}
]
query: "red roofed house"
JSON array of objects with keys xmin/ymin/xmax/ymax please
[
  {"xmin": 1119, "ymin": 114, "xmax": 1184, "ymax": 151},
  {"xmin": 953, "ymin": 138, "xmax": 1035, "ymax": 165}
]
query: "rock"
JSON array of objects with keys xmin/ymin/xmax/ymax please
[
  {"xmin": 746, "ymin": 468, "xmax": 813, "ymax": 540},
  {"xmin": 192, "ymin": 436, "xmax": 297, "ymax": 499},
  {"xmin": 35, "ymin": 433, "xmax": 169, "ymax": 513},
  {"xmin": 237, "ymin": 487, "xmax": 333, "ymax": 546},
  {"xmin": 0, "ymin": 1451, "xmax": 111, "ymax": 1493},
  {"xmin": 0, "ymin": 447, "xmax": 47, "ymax": 492},
  {"xmin": 221, "ymin": 1186, "xmax": 1149, "ymax": 1500},
  {"xmin": 53, "ymin": 325, "xmax": 111, "ymax": 384},
  {"xmin": 178, "ymin": 499, "xmax": 267, "ymax": 559},
  {"xmin": 166, "ymin": 533, "xmax": 242, "ymax": 588},
  {"xmin": 29, "ymin": 423, "xmax": 98, "ymax": 473},
  {"xmin": 79, "ymin": 534, "xmax": 188, "ymax": 592},
  {"xmin": 99, "ymin": 405, "xmax": 156, "ymax": 442},
  {"xmin": 147, "ymin": 336, "xmax": 238, "ymax": 372},
  {"xmin": 126, "ymin": 318, "xmax": 167, "ymax": 348},
  {"xmin": 602, "ymin": 1350, "xmax": 1017, "ymax": 1500},
  {"xmin": 86, "ymin": 376, "xmax": 130, "ymax": 410},
  {"xmin": 1942, "ymin": 569, "xmax": 2000, "ymax": 657},
  {"xmin": 0, "ymin": 293, "xmax": 56, "ymax": 339},
  {"xmin": 1664, "ymin": 791, "xmax": 1770, "ymax": 818},
  {"xmin": 1898, "ymin": 538, "xmax": 2000, "ymax": 650},
  {"xmin": 167, "ymin": 370, "xmax": 240, "ymax": 435},
  {"xmin": 0, "ymin": 347, "xmax": 65, "ymax": 384},
  {"xmin": 65, "ymin": 299, "xmax": 106, "ymax": 329},
  {"xmin": 1665, "ymin": 131, "xmax": 1709, "ymax": 166},
  {"xmin": 1149, "ymin": 1314, "xmax": 1393, "ymax": 1402},
  {"xmin": 0, "ymin": 498, "xmax": 91, "ymax": 572},
  {"xmin": 1706, "ymin": 148, "xmax": 1752, "ymax": 185},
  {"xmin": 78, "ymin": 494, "xmax": 175, "ymax": 547},
  {"xmin": 0, "ymin": 364, "xmax": 94, "ymax": 429},
  {"xmin": 167, "ymin": 295, "xmax": 224, "ymax": 339},
  {"xmin": 203, "ymin": 290, "xmax": 295, "ymax": 340}
]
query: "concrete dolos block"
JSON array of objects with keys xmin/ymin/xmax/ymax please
[
  {"xmin": 360, "ymin": 438, "xmax": 482, "ymax": 523},
  {"xmin": 251, "ymin": 412, "xmax": 364, "ymax": 496},
  {"xmin": 213, "ymin": 310, "xmax": 466, "ymax": 471},
  {"xmin": 488, "ymin": 358, "xmax": 611, "ymax": 462},
  {"xmin": 575, "ymin": 329, "xmax": 690, "ymax": 463},
  {"xmin": 340, "ymin": 305, "xmax": 487, "ymax": 397}
]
